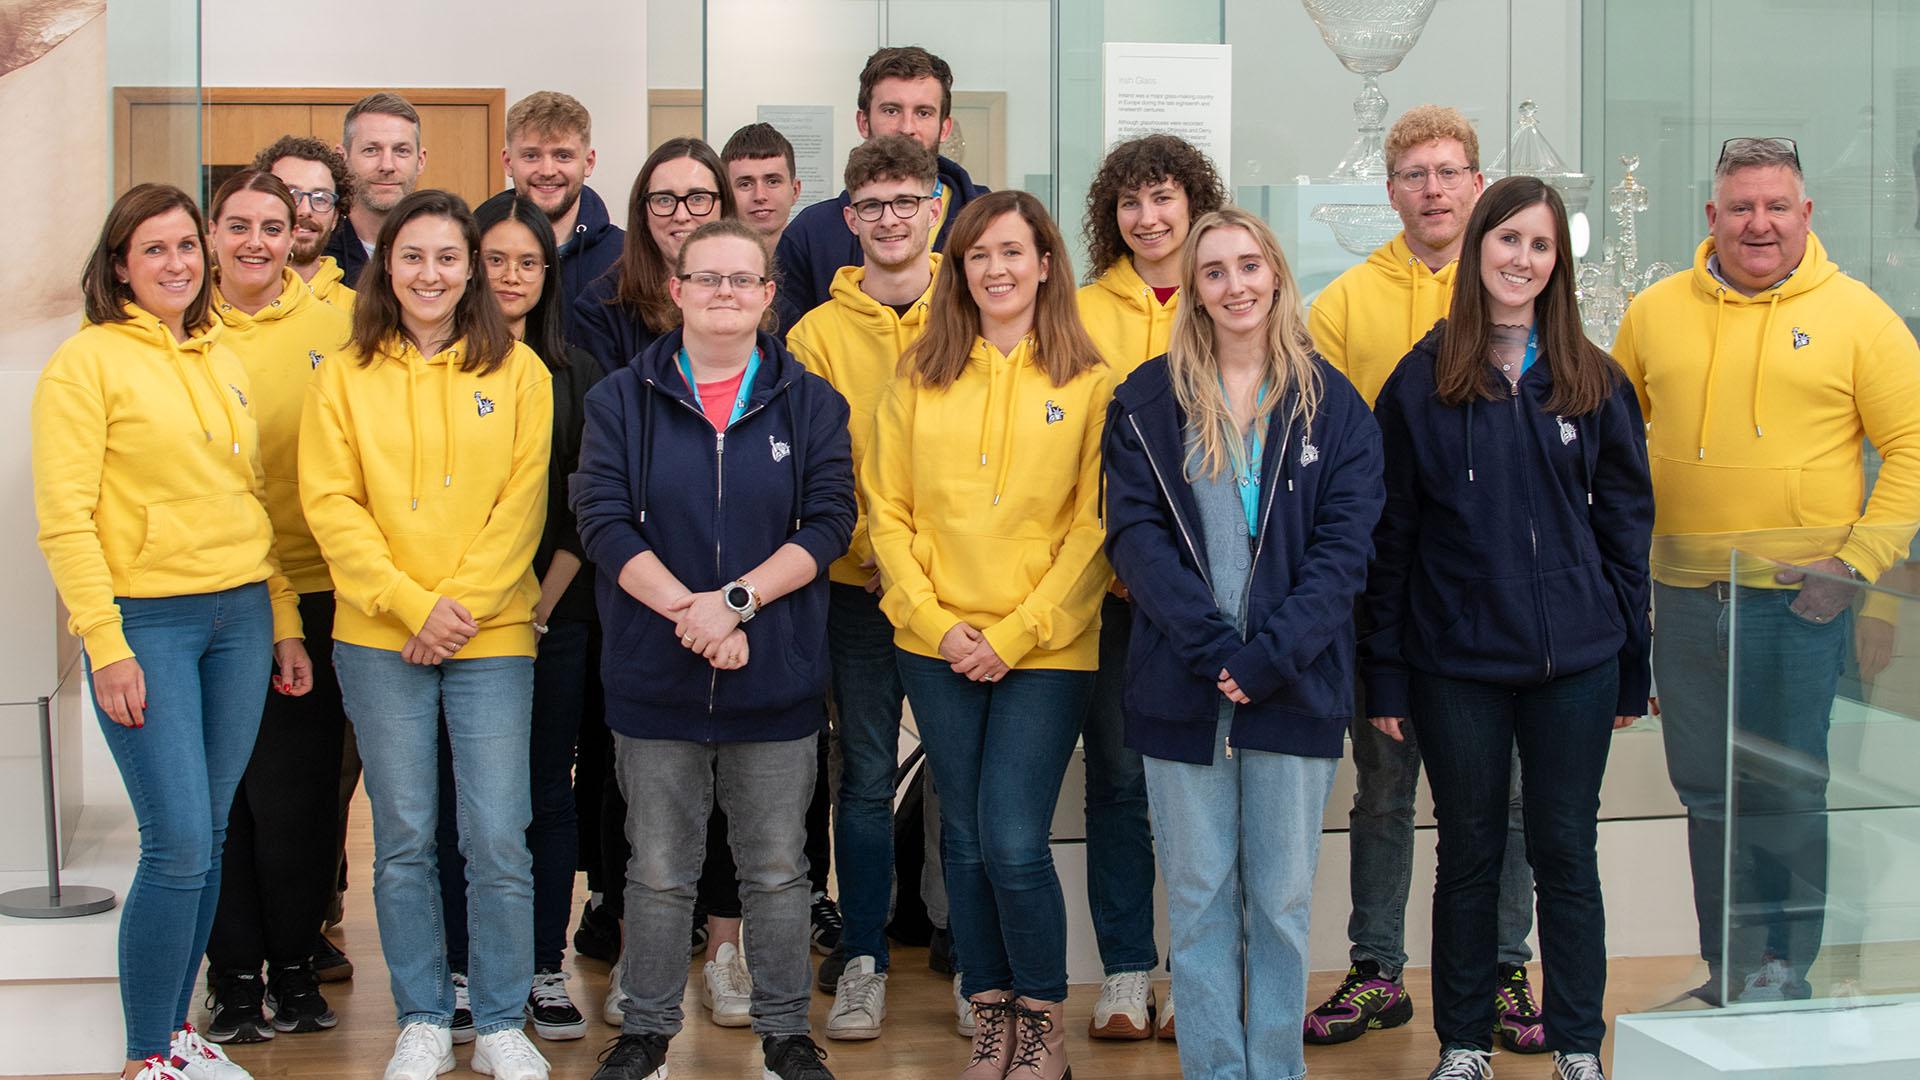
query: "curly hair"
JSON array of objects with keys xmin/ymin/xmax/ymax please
[
  {"xmin": 1080, "ymin": 134, "xmax": 1226, "ymax": 281},
  {"xmin": 1384, "ymin": 104, "xmax": 1480, "ymax": 174},
  {"xmin": 252, "ymin": 135, "xmax": 354, "ymax": 218}
]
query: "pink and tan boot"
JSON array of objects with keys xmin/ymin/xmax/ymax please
[
  {"xmin": 1007, "ymin": 997, "xmax": 1071, "ymax": 1080},
  {"xmin": 960, "ymin": 989, "xmax": 1016, "ymax": 1079}
]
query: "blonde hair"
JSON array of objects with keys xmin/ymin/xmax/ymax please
[
  {"xmin": 1167, "ymin": 207, "xmax": 1322, "ymax": 481},
  {"xmin": 507, "ymin": 91, "xmax": 592, "ymax": 146},
  {"xmin": 1384, "ymin": 104, "xmax": 1479, "ymax": 174}
]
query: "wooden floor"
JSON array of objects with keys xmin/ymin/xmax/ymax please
[{"xmin": 24, "ymin": 794, "xmax": 1718, "ymax": 1080}]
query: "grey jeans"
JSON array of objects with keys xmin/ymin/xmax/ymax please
[
  {"xmin": 1347, "ymin": 713, "xmax": 1536, "ymax": 975},
  {"xmin": 614, "ymin": 732, "xmax": 816, "ymax": 1037}
]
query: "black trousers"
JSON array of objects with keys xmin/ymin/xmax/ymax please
[{"xmin": 206, "ymin": 592, "xmax": 347, "ymax": 973}]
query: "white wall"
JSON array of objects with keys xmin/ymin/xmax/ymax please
[
  {"xmin": 648, "ymin": 0, "xmax": 702, "ymax": 90},
  {"xmin": 190, "ymin": 1, "xmax": 648, "ymax": 210}
]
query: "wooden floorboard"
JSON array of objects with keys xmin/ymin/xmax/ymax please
[{"xmin": 19, "ymin": 792, "xmax": 1720, "ymax": 1079}]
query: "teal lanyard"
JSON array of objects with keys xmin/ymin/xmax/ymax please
[
  {"xmin": 1520, "ymin": 325, "xmax": 1540, "ymax": 374},
  {"xmin": 1221, "ymin": 377, "xmax": 1269, "ymax": 538},
  {"xmin": 677, "ymin": 347, "xmax": 761, "ymax": 429}
]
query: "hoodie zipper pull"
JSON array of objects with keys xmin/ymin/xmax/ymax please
[{"xmin": 1224, "ymin": 734, "xmax": 1234, "ymax": 760}]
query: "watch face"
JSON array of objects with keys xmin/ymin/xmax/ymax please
[{"xmin": 727, "ymin": 585, "xmax": 750, "ymax": 608}]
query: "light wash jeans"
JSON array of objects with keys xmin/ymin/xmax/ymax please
[
  {"xmin": 333, "ymin": 643, "xmax": 535, "ymax": 1034},
  {"xmin": 1145, "ymin": 713, "xmax": 1338, "ymax": 1080},
  {"xmin": 91, "ymin": 584, "xmax": 272, "ymax": 1059}
]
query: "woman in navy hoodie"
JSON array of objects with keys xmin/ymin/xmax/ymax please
[
  {"xmin": 1362, "ymin": 176, "xmax": 1652, "ymax": 1080},
  {"xmin": 571, "ymin": 218, "xmax": 852, "ymax": 1080},
  {"xmin": 1103, "ymin": 206, "xmax": 1383, "ymax": 1080}
]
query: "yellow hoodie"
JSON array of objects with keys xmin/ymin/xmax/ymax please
[
  {"xmin": 787, "ymin": 255, "xmax": 940, "ymax": 587},
  {"xmin": 1614, "ymin": 231, "xmax": 1920, "ymax": 586},
  {"xmin": 1308, "ymin": 232, "xmax": 1457, "ymax": 407},
  {"xmin": 33, "ymin": 305, "xmax": 300, "ymax": 667},
  {"xmin": 306, "ymin": 256, "xmax": 356, "ymax": 314},
  {"xmin": 300, "ymin": 335, "xmax": 553, "ymax": 657},
  {"xmin": 214, "ymin": 268, "xmax": 351, "ymax": 595},
  {"xmin": 863, "ymin": 336, "xmax": 1112, "ymax": 670},
  {"xmin": 1078, "ymin": 255, "xmax": 1179, "ymax": 381}
]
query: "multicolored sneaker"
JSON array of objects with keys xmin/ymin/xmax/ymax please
[
  {"xmin": 1494, "ymin": 962, "xmax": 1547, "ymax": 1053},
  {"xmin": 1303, "ymin": 961, "xmax": 1414, "ymax": 1044}
]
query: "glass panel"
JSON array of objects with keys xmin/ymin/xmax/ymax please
[{"xmin": 107, "ymin": 0, "xmax": 202, "ymax": 200}]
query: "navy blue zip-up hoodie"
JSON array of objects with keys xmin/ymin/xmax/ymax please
[
  {"xmin": 1362, "ymin": 322, "xmax": 1654, "ymax": 719},
  {"xmin": 1104, "ymin": 355, "xmax": 1385, "ymax": 765},
  {"xmin": 772, "ymin": 154, "xmax": 986, "ymax": 332},
  {"xmin": 478, "ymin": 185, "xmax": 624, "ymax": 341},
  {"xmin": 322, "ymin": 214, "xmax": 370, "ymax": 287},
  {"xmin": 571, "ymin": 271, "xmax": 663, "ymax": 380},
  {"xmin": 571, "ymin": 330, "xmax": 855, "ymax": 742}
]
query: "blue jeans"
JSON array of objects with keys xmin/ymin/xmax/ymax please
[
  {"xmin": 334, "ymin": 643, "xmax": 535, "ymax": 1034},
  {"xmin": 1082, "ymin": 595, "xmax": 1160, "ymax": 974},
  {"xmin": 897, "ymin": 652, "xmax": 1091, "ymax": 1002},
  {"xmin": 1347, "ymin": 705, "xmax": 1534, "ymax": 976},
  {"xmin": 1654, "ymin": 583, "xmax": 1842, "ymax": 987},
  {"xmin": 90, "ymin": 584, "xmax": 272, "ymax": 1059},
  {"xmin": 437, "ymin": 616, "xmax": 588, "ymax": 973},
  {"xmin": 1144, "ymin": 713, "xmax": 1336, "ymax": 1080},
  {"xmin": 827, "ymin": 584, "xmax": 907, "ymax": 971},
  {"xmin": 1413, "ymin": 659, "xmax": 1617, "ymax": 1055}
]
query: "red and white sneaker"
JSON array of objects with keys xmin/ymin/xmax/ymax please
[
  {"xmin": 169, "ymin": 1023, "xmax": 254, "ymax": 1079},
  {"xmin": 132, "ymin": 1056, "xmax": 189, "ymax": 1080}
]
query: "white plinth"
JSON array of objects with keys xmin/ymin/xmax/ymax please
[{"xmin": 1614, "ymin": 998, "xmax": 1920, "ymax": 1079}]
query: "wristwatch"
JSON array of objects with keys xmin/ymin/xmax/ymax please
[
  {"xmin": 1838, "ymin": 558, "xmax": 1864, "ymax": 582},
  {"xmin": 723, "ymin": 578, "xmax": 761, "ymax": 623}
]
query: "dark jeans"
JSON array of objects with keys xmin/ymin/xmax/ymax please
[
  {"xmin": 1655, "ymin": 583, "xmax": 1843, "ymax": 988},
  {"xmin": 807, "ymin": 727, "xmax": 831, "ymax": 895},
  {"xmin": 207, "ymin": 592, "xmax": 347, "ymax": 974},
  {"xmin": 1413, "ymin": 659, "xmax": 1617, "ymax": 1055},
  {"xmin": 437, "ymin": 616, "xmax": 590, "ymax": 972},
  {"xmin": 828, "ymin": 584, "xmax": 908, "ymax": 970},
  {"xmin": 1082, "ymin": 596, "xmax": 1161, "ymax": 975},
  {"xmin": 898, "ymin": 651, "xmax": 1092, "ymax": 1003}
]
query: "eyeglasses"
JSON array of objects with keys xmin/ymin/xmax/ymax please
[
  {"xmin": 646, "ymin": 190, "xmax": 720, "ymax": 217},
  {"xmin": 1718, "ymin": 137, "xmax": 1801, "ymax": 171},
  {"xmin": 483, "ymin": 253, "xmax": 546, "ymax": 278},
  {"xmin": 1390, "ymin": 165, "xmax": 1476, "ymax": 191},
  {"xmin": 677, "ymin": 271, "xmax": 770, "ymax": 292},
  {"xmin": 287, "ymin": 187, "xmax": 338, "ymax": 213},
  {"xmin": 850, "ymin": 194, "xmax": 937, "ymax": 222}
]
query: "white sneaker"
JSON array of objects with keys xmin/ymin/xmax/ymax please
[
  {"xmin": 472, "ymin": 1027, "xmax": 550, "ymax": 1080},
  {"xmin": 1088, "ymin": 971, "xmax": 1154, "ymax": 1040},
  {"xmin": 954, "ymin": 973, "xmax": 974, "ymax": 1037},
  {"xmin": 825, "ymin": 955, "xmax": 887, "ymax": 1040},
  {"xmin": 133, "ymin": 1055, "xmax": 189, "ymax": 1080},
  {"xmin": 1554, "ymin": 1051, "xmax": 1607, "ymax": 1080},
  {"xmin": 1156, "ymin": 983, "xmax": 1176, "ymax": 1041},
  {"xmin": 168, "ymin": 1024, "xmax": 253, "ymax": 1080},
  {"xmin": 702, "ymin": 941, "xmax": 752, "ymax": 1027},
  {"xmin": 451, "ymin": 972, "xmax": 476, "ymax": 1045},
  {"xmin": 602, "ymin": 956, "xmax": 628, "ymax": 1028},
  {"xmin": 383, "ymin": 1022, "xmax": 454, "ymax": 1080},
  {"xmin": 1427, "ymin": 1047, "xmax": 1494, "ymax": 1080}
]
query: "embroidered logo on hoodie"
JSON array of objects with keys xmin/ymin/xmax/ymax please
[
  {"xmin": 769, "ymin": 434, "xmax": 791, "ymax": 462},
  {"xmin": 308, "ymin": 349, "xmax": 325, "ymax": 368},
  {"xmin": 1792, "ymin": 327, "xmax": 1811, "ymax": 350},
  {"xmin": 1300, "ymin": 437, "xmax": 1320, "ymax": 467},
  {"xmin": 1557, "ymin": 416, "xmax": 1578, "ymax": 445},
  {"xmin": 474, "ymin": 391, "xmax": 495, "ymax": 417},
  {"xmin": 1044, "ymin": 400, "xmax": 1065, "ymax": 424},
  {"xmin": 228, "ymin": 384, "xmax": 248, "ymax": 407}
]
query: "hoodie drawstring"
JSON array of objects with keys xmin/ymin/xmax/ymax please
[
  {"xmin": 405, "ymin": 356, "xmax": 422, "ymax": 509},
  {"xmin": 990, "ymin": 346, "xmax": 1024, "ymax": 505},
  {"xmin": 1751, "ymin": 292, "xmax": 1782, "ymax": 438},
  {"xmin": 442, "ymin": 352, "xmax": 458, "ymax": 491},
  {"xmin": 1465, "ymin": 398, "xmax": 1476, "ymax": 482},
  {"xmin": 785, "ymin": 391, "xmax": 804, "ymax": 532},
  {"xmin": 639, "ymin": 381, "xmax": 656, "ymax": 523},
  {"xmin": 1408, "ymin": 256, "xmax": 1426, "ymax": 346},
  {"xmin": 1696, "ymin": 289, "xmax": 1728, "ymax": 458}
]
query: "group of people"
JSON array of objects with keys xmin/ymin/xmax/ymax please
[{"xmin": 31, "ymin": 39, "xmax": 1920, "ymax": 1080}]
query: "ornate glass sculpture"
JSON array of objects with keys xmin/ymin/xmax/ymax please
[{"xmin": 1301, "ymin": 0, "xmax": 1440, "ymax": 181}]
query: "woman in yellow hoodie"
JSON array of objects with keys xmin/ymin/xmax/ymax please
[
  {"xmin": 1072, "ymin": 133, "xmax": 1227, "ymax": 1039},
  {"xmin": 865, "ymin": 190, "xmax": 1111, "ymax": 1080},
  {"xmin": 298, "ymin": 189, "xmax": 553, "ymax": 1080},
  {"xmin": 194, "ymin": 170, "xmax": 355, "ymax": 1043},
  {"xmin": 32, "ymin": 183, "xmax": 309, "ymax": 1080}
]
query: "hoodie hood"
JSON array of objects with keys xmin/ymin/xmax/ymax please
[
  {"xmin": 1307, "ymin": 231, "xmax": 1458, "ymax": 408},
  {"xmin": 1368, "ymin": 232, "xmax": 1458, "ymax": 346},
  {"xmin": 1079, "ymin": 255, "xmax": 1180, "ymax": 381},
  {"xmin": 98, "ymin": 303, "xmax": 243, "ymax": 458},
  {"xmin": 307, "ymin": 256, "xmax": 355, "ymax": 311},
  {"xmin": 824, "ymin": 254, "xmax": 940, "ymax": 331},
  {"xmin": 214, "ymin": 266, "xmax": 312, "ymax": 327}
]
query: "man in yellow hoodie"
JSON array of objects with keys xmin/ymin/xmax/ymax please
[
  {"xmin": 787, "ymin": 134, "xmax": 942, "ymax": 1042},
  {"xmin": 255, "ymin": 136, "xmax": 357, "ymax": 312},
  {"xmin": 1614, "ymin": 137, "xmax": 1920, "ymax": 1003},
  {"xmin": 1302, "ymin": 108, "xmax": 1547, "ymax": 1055}
]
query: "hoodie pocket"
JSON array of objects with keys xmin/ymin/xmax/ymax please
[{"xmin": 129, "ymin": 492, "xmax": 268, "ymax": 585}]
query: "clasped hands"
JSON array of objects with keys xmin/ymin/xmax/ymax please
[{"xmin": 669, "ymin": 590, "xmax": 749, "ymax": 671}]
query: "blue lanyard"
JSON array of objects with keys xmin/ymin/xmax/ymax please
[
  {"xmin": 1221, "ymin": 377, "xmax": 1269, "ymax": 538},
  {"xmin": 1520, "ymin": 325, "xmax": 1540, "ymax": 374},
  {"xmin": 677, "ymin": 347, "xmax": 760, "ymax": 429}
]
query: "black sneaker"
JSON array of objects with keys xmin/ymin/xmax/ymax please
[
  {"xmin": 527, "ymin": 969, "xmax": 589, "ymax": 1040},
  {"xmin": 312, "ymin": 933, "xmax": 353, "ymax": 983},
  {"xmin": 762, "ymin": 1033, "xmax": 834, "ymax": 1080},
  {"xmin": 574, "ymin": 897, "xmax": 621, "ymax": 965},
  {"xmin": 204, "ymin": 969, "xmax": 274, "ymax": 1044},
  {"xmin": 266, "ymin": 962, "xmax": 337, "ymax": 1034},
  {"xmin": 809, "ymin": 892, "xmax": 843, "ymax": 957},
  {"xmin": 815, "ymin": 944, "xmax": 849, "ymax": 994},
  {"xmin": 1302, "ymin": 960, "xmax": 1414, "ymax": 1044},
  {"xmin": 592, "ymin": 1033, "xmax": 670, "ymax": 1080},
  {"xmin": 451, "ymin": 971, "xmax": 475, "ymax": 1044},
  {"xmin": 927, "ymin": 926, "xmax": 954, "ymax": 975}
]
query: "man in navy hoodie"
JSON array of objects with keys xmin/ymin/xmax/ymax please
[
  {"xmin": 479, "ymin": 91, "xmax": 624, "ymax": 340},
  {"xmin": 325, "ymin": 91, "xmax": 425, "ymax": 287},
  {"xmin": 773, "ymin": 46, "xmax": 987, "ymax": 331}
]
